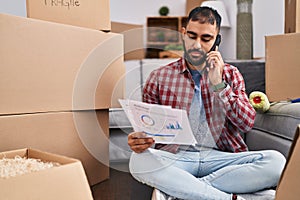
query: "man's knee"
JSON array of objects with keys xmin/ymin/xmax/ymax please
[
  {"xmin": 129, "ymin": 151, "xmax": 162, "ymax": 174},
  {"xmin": 264, "ymin": 150, "xmax": 286, "ymax": 181}
]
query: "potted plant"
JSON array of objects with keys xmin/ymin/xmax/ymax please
[{"xmin": 159, "ymin": 6, "xmax": 169, "ymax": 16}]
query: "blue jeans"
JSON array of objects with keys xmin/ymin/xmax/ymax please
[{"xmin": 129, "ymin": 148, "xmax": 286, "ymax": 200}]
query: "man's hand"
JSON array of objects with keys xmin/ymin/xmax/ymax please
[
  {"xmin": 206, "ymin": 46, "xmax": 224, "ymax": 86},
  {"xmin": 128, "ymin": 132, "xmax": 155, "ymax": 153}
]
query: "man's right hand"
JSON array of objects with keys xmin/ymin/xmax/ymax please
[{"xmin": 128, "ymin": 132, "xmax": 155, "ymax": 153}]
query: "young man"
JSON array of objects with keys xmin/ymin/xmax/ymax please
[{"xmin": 127, "ymin": 6, "xmax": 286, "ymax": 200}]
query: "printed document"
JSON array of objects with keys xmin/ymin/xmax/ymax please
[{"xmin": 119, "ymin": 99, "xmax": 197, "ymax": 145}]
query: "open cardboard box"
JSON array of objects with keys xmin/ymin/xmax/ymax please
[
  {"xmin": 276, "ymin": 125, "xmax": 300, "ymax": 200},
  {"xmin": 27, "ymin": 0, "xmax": 111, "ymax": 31},
  {"xmin": 0, "ymin": 110, "xmax": 109, "ymax": 186},
  {"xmin": 0, "ymin": 13, "xmax": 124, "ymax": 115},
  {"xmin": 0, "ymin": 148, "xmax": 93, "ymax": 200}
]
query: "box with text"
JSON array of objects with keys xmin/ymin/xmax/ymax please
[
  {"xmin": 0, "ymin": 13, "xmax": 124, "ymax": 115},
  {"xmin": 27, "ymin": 0, "xmax": 110, "ymax": 31}
]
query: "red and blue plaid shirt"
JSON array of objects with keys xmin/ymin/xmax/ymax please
[{"xmin": 143, "ymin": 58, "xmax": 256, "ymax": 153}]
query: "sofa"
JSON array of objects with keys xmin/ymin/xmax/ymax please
[{"xmin": 93, "ymin": 59, "xmax": 300, "ymax": 199}]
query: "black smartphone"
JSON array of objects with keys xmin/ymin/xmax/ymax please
[
  {"xmin": 209, "ymin": 34, "xmax": 221, "ymax": 52},
  {"xmin": 206, "ymin": 34, "xmax": 221, "ymax": 69}
]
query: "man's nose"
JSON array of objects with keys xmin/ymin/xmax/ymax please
[{"xmin": 193, "ymin": 39, "xmax": 201, "ymax": 49}]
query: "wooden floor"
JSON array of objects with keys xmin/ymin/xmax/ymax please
[{"xmin": 91, "ymin": 166, "xmax": 153, "ymax": 200}]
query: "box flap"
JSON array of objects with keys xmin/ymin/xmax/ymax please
[
  {"xmin": 0, "ymin": 148, "xmax": 28, "ymax": 159},
  {"xmin": 27, "ymin": 148, "xmax": 78, "ymax": 164}
]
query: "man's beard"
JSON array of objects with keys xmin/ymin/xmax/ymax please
[{"xmin": 183, "ymin": 43, "xmax": 207, "ymax": 67}]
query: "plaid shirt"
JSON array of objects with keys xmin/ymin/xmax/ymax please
[{"xmin": 143, "ymin": 58, "xmax": 256, "ymax": 152}]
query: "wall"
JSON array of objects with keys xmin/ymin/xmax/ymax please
[
  {"xmin": 0, "ymin": 0, "xmax": 284, "ymax": 59},
  {"xmin": 110, "ymin": 0, "xmax": 284, "ymax": 59},
  {"xmin": 252, "ymin": 0, "xmax": 284, "ymax": 58},
  {"xmin": 216, "ymin": 0, "xmax": 284, "ymax": 59},
  {"xmin": 0, "ymin": 0, "xmax": 26, "ymax": 16},
  {"xmin": 110, "ymin": 0, "xmax": 186, "ymax": 24}
]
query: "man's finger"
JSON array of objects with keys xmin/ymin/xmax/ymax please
[{"xmin": 215, "ymin": 45, "xmax": 219, "ymax": 51}]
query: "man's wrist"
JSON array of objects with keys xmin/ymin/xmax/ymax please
[{"xmin": 212, "ymin": 81, "xmax": 226, "ymax": 92}]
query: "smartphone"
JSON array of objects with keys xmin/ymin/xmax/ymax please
[
  {"xmin": 206, "ymin": 34, "xmax": 222, "ymax": 69},
  {"xmin": 209, "ymin": 34, "xmax": 221, "ymax": 52}
]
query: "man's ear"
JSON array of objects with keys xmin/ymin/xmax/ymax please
[{"xmin": 181, "ymin": 27, "xmax": 186, "ymax": 41}]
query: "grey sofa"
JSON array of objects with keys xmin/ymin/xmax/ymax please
[{"xmin": 93, "ymin": 59, "xmax": 300, "ymax": 200}]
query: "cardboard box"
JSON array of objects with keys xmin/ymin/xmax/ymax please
[
  {"xmin": 265, "ymin": 33, "xmax": 300, "ymax": 102},
  {"xmin": 26, "ymin": 0, "xmax": 110, "ymax": 31},
  {"xmin": 0, "ymin": 13, "xmax": 124, "ymax": 115},
  {"xmin": 186, "ymin": 0, "xmax": 206, "ymax": 15},
  {"xmin": 296, "ymin": 0, "xmax": 300, "ymax": 33},
  {"xmin": 0, "ymin": 110, "xmax": 109, "ymax": 186},
  {"xmin": 285, "ymin": 0, "xmax": 300, "ymax": 33},
  {"xmin": 111, "ymin": 21, "xmax": 145, "ymax": 60},
  {"xmin": 0, "ymin": 148, "xmax": 93, "ymax": 200},
  {"xmin": 276, "ymin": 125, "xmax": 300, "ymax": 200}
]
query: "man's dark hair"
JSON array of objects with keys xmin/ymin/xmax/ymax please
[{"xmin": 187, "ymin": 6, "xmax": 221, "ymax": 31}]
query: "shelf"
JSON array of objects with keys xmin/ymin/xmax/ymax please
[{"xmin": 146, "ymin": 16, "xmax": 187, "ymax": 58}]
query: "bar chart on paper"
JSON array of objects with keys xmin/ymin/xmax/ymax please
[{"xmin": 119, "ymin": 99, "xmax": 197, "ymax": 145}]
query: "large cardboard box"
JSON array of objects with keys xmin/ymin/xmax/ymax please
[
  {"xmin": 265, "ymin": 33, "xmax": 300, "ymax": 102},
  {"xmin": 0, "ymin": 148, "xmax": 93, "ymax": 200},
  {"xmin": 26, "ymin": 0, "xmax": 111, "ymax": 31},
  {"xmin": 111, "ymin": 21, "xmax": 145, "ymax": 60},
  {"xmin": 0, "ymin": 110, "xmax": 109, "ymax": 186},
  {"xmin": 276, "ymin": 125, "xmax": 300, "ymax": 200},
  {"xmin": 0, "ymin": 13, "xmax": 124, "ymax": 115},
  {"xmin": 285, "ymin": 0, "xmax": 300, "ymax": 33}
]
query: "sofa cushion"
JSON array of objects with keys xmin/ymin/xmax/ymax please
[
  {"xmin": 226, "ymin": 60, "xmax": 265, "ymax": 96},
  {"xmin": 245, "ymin": 129, "xmax": 293, "ymax": 157},
  {"xmin": 245, "ymin": 102, "xmax": 300, "ymax": 157},
  {"xmin": 253, "ymin": 102, "xmax": 300, "ymax": 141}
]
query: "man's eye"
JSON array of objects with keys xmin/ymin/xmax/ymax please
[
  {"xmin": 187, "ymin": 35, "xmax": 197, "ymax": 40},
  {"xmin": 190, "ymin": 36, "xmax": 197, "ymax": 40},
  {"xmin": 202, "ymin": 38, "xmax": 210, "ymax": 42}
]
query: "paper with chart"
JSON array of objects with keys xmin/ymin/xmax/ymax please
[{"xmin": 119, "ymin": 99, "xmax": 197, "ymax": 145}]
